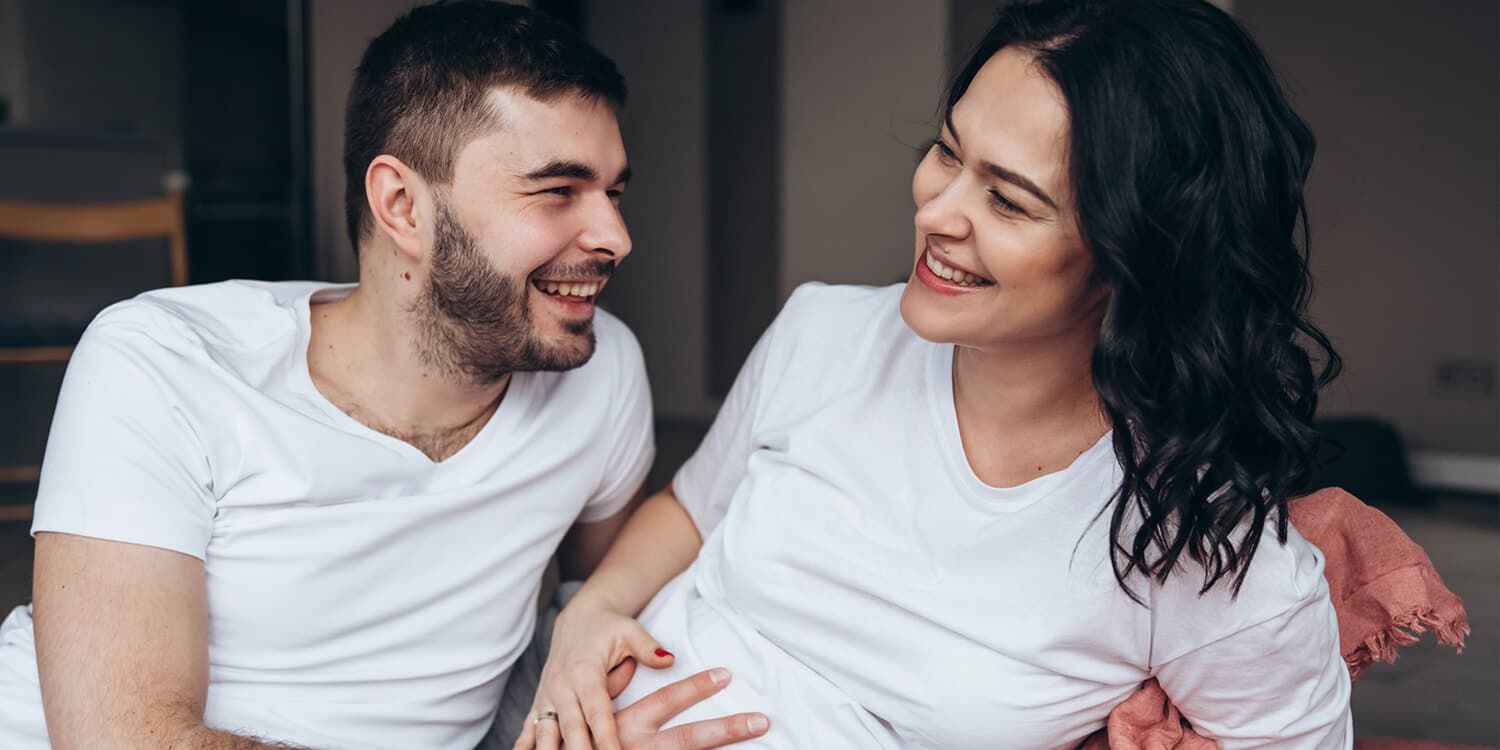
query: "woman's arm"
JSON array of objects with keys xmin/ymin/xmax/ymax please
[
  {"xmin": 1154, "ymin": 591, "xmax": 1352, "ymax": 748},
  {"xmin": 568, "ymin": 486, "xmax": 704, "ymax": 617},
  {"xmin": 519, "ymin": 486, "xmax": 732, "ymax": 750}
]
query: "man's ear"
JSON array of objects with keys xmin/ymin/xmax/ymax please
[{"xmin": 365, "ymin": 155, "xmax": 431, "ymax": 262}]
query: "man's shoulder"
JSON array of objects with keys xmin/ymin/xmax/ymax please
[
  {"xmin": 581, "ymin": 307, "xmax": 647, "ymax": 377},
  {"xmin": 86, "ymin": 280, "xmax": 323, "ymax": 354},
  {"xmin": 75, "ymin": 280, "xmax": 328, "ymax": 390}
]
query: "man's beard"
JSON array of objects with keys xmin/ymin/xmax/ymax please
[{"xmin": 408, "ymin": 201, "xmax": 612, "ymax": 384}]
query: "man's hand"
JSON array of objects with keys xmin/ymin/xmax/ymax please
[{"xmin": 515, "ymin": 659, "xmax": 769, "ymax": 750}]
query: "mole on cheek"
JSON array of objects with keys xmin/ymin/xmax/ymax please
[{"xmin": 403, "ymin": 271, "xmax": 412, "ymax": 281}]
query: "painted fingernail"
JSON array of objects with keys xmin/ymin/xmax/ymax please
[
  {"xmin": 709, "ymin": 668, "xmax": 730, "ymax": 685},
  {"xmin": 748, "ymin": 714, "xmax": 769, "ymax": 733},
  {"xmin": 655, "ymin": 648, "xmax": 674, "ymax": 658}
]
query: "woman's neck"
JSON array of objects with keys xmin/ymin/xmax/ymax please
[{"xmin": 951, "ymin": 322, "xmax": 1110, "ymax": 487}]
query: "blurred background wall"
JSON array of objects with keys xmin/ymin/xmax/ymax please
[
  {"xmin": 1238, "ymin": 0, "xmax": 1499, "ymax": 481},
  {"xmin": 0, "ymin": 0, "xmax": 1495, "ymax": 742}
]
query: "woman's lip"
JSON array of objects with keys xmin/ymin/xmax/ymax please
[
  {"xmin": 923, "ymin": 243, "xmax": 993, "ymax": 282},
  {"xmin": 915, "ymin": 250, "xmax": 990, "ymax": 295}
]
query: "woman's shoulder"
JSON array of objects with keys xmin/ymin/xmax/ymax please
[{"xmin": 772, "ymin": 282, "xmax": 909, "ymax": 348}]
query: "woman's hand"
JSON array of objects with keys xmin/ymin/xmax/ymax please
[{"xmin": 516, "ymin": 594, "xmax": 674, "ymax": 750}]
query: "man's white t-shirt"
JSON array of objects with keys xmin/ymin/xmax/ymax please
[
  {"xmin": 0, "ymin": 280, "xmax": 654, "ymax": 749},
  {"xmin": 613, "ymin": 283, "xmax": 1351, "ymax": 749}
]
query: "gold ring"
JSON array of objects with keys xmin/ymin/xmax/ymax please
[{"xmin": 534, "ymin": 710, "xmax": 560, "ymax": 725}]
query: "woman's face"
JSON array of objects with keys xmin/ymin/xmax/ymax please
[{"xmin": 900, "ymin": 47, "xmax": 1109, "ymax": 352}]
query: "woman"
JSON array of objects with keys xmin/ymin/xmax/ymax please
[{"xmin": 521, "ymin": 0, "xmax": 1350, "ymax": 747}]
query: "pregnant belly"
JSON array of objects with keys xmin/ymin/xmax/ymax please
[{"xmin": 616, "ymin": 570, "xmax": 905, "ymax": 749}]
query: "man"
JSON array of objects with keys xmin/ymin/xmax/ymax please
[{"xmin": 0, "ymin": 3, "xmax": 764, "ymax": 748}]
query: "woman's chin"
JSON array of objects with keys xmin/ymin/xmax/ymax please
[{"xmin": 899, "ymin": 284, "xmax": 971, "ymax": 346}]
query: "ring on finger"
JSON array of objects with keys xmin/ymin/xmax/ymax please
[{"xmin": 534, "ymin": 709, "xmax": 560, "ymax": 725}]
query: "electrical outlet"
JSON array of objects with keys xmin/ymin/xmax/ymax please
[{"xmin": 1433, "ymin": 358, "xmax": 1496, "ymax": 397}]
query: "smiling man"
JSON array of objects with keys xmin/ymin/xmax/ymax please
[{"xmin": 0, "ymin": 3, "xmax": 758, "ymax": 749}]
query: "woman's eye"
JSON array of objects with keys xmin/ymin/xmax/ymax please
[
  {"xmin": 989, "ymin": 189, "xmax": 1026, "ymax": 217},
  {"xmin": 932, "ymin": 138, "xmax": 959, "ymax": 166}
]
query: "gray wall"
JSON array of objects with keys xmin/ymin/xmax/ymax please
[
  {"xmin": 779, "ymin": 0, "xmax": 950, "ymax": 296},
  {"xmin": 1239, "ymin": 0, "xmax": 1500, "ymax": 460},
  {"xmin": 587, "ymin": 0, "xmax": 716, "ymax": 420},
  {"xmin": 590, "ymin": 0, "xmax": 953, "ymax": 417},
  {"xmin": 0, "ymin": 0, "xmax": 24, "ymax": 126},
  {"xmin": 308, "ymin": 0, "xmax": 436, "ymax": 283},
  {"xmin": 1, "ymin": 0, "xmax": 182, "ymax": 161}
]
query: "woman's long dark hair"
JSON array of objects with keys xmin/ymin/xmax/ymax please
[{"xmin": 948, "ymin": 0, "xmax": 1341, "ymax": 597}]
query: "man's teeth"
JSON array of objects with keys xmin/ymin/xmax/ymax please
[
  {"xmin": 925, "ymin": 252, "xmax": 988, "ymax": 286},
  {"xmin": 536, "ymin": 281, "xmax": 601, "ymax": 298}
]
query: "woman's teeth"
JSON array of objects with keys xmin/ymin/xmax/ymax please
[
  {"xmin": 535, "ymin": 280, "xmax": 601, "ymax": 298},
  {"xmin": 925, "ymin": 252, "xmax": 988, "ymax": 286}
]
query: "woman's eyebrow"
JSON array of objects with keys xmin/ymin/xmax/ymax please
[{"xmin": 943, "ymin": 115, "xmax": 1058, "ymax": 210}]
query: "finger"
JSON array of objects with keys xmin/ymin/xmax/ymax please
[
  {"xmin": 621, "ymin": 668, "xmax": 732, "ymax": 729},
  {"xmin": 556, "ymin": 693, "xmax": 594, "ymax": 750},
  {"xmin": 579, "ymin": 678, "xmax": 624, "ymax": 750},
  {"xmin": 605, "ymin": 657, "xmax": 638, "ymax": 699},
  {"xmin": 533, "ymin": 706, "xmax": 563, "ymax": 750},
  {"xmin": 511, "ymin": 717, "xmax": 535, "ymax": 750},
  {"xmin": 624, "ymin": 622, "xmax": 675, "ymax": 669},
  {"xmin": 653, "ymin": 713, "xmax": 771, "ymax": 750}
]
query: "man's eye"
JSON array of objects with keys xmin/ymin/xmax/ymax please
[{"xmin": 543, "ymin": 186, "xmax": 572, "ymax": 197}]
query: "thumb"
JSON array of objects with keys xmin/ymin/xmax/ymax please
[{"xmin": 625, "ymin": 623, "xmax": 674, "ymax": 669}]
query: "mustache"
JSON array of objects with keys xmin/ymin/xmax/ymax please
[{"xmin": 531, "ymin": 259, "xmax": 617, "ymax": 280}]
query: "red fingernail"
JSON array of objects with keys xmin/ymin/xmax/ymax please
[{"xmin": 655, "ymin": 648, "xmax": 673, "ymax": 658}]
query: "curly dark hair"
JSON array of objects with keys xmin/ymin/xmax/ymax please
[
  {"xmin": 343, "ymin": 0, "xmax": 626, "ymax": 256},
  {"xmin": 947, "ymin": 0, "xmax": 1341, "ymax": 597}
]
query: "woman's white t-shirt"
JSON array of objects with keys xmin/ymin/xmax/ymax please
[
  {"xmin": 614, "ymin": 283, "xmax": 1350, "ymax": 749},
  {"xmin": 0, "ymin": 280, "xmax": 654, "ymax": 750}
]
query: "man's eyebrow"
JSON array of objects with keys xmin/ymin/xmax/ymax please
[
  {"xmin": 521, "ymin": 160, "xmax": 632, "ymax": 186},
  {"xmin": 942, "ymin": 113, "xmax": 1059, "ymax": 211},
  {"xmin": 522, "ymin": 160, "xmax": 597, "ymax": 182}
]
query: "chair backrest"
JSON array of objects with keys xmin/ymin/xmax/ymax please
[{"xmin": 0, "ymin": 191, "xmax": 188, "ymax": 286}]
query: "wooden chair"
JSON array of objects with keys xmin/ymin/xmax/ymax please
[{"xmin": 0, "ymin": 191, "xmax": 187, "ymax": 521}]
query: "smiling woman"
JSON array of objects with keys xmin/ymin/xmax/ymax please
[{"xmin": 519, "ymin": 0, "xmax": 1350, "ymax": 748}]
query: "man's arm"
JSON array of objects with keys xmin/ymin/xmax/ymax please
[
  {"xmin": 33, "ymin": 532, "xmax": 300, "ymax": 749},
  {"xmin": 557, "ymin": 484, "xmax": 647, "ymax": 581}
]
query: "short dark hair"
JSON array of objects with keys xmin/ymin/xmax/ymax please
[
  {"xmin": 949, "ymin": 0, "xmax": 1339, "ymax": 597},
  {"xmin": 343, "ymin": 0, "xmax": 627, "ymax": 255}
]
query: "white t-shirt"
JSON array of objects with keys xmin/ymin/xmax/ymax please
[
  {"xmin": 0, "ymin": 280, "xmax": 654, "ymax": 750},
  {"xmin": 614, "ymin": 283, "xmax": 1351, "ymax": 749}
]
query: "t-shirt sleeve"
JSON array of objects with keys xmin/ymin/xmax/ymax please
[
  {"xmin": 672, "ymin": 284, "xmax": 816, "ymax": 537},
  {"xmin": 30, "ymin": 318, "xmax": 217, "ymax": 559},
  {"xmin": 1149, "ymin": 534, "xmax": 1352, "ymax": 749},
  {"xmin": 579, "ymin": 323, "xmax": 656, "ymax": 524}
]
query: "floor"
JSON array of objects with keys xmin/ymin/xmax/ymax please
[{"xmin": 1, "ymin": 480, "xmax": 1495, "ymax": 746}]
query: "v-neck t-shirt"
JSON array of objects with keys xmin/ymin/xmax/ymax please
[{"xmin": 0, "ymin": 279, "xmax": 654, "ymax": 749}]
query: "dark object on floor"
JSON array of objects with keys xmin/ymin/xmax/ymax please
[{"xmin": 1311, "ymin": 417, "xmax": 1425, "ymax": 506}]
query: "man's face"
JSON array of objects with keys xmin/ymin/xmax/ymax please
[{"xmin": 411, "ymin": 88, "xmax": 631, "ymax": 383}]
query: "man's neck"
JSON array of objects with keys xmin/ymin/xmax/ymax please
[{"xmin": 306, "ymin": 285, "xmax": 510, "ymax": 461}]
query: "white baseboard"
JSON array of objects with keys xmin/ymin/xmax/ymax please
[{"xmin": 1410, "ymin": 452, "xmax": 1500, "ymax": 494}]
